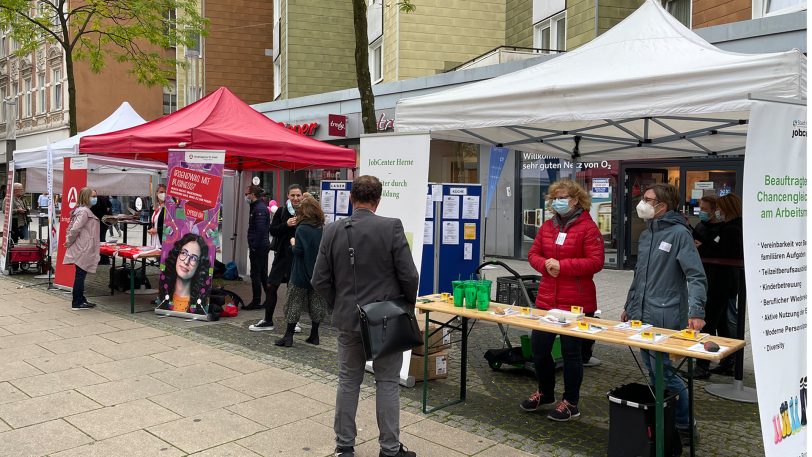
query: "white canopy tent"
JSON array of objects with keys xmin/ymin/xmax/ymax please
[
  {"xmin": 395, "ymin": 0, "xmax": 806, "ymax": 160},
  {"xmin": 12, "ymin": 102, "xmax": 165, "ymax": 196}
]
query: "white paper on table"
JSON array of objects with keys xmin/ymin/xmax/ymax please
[
  {"xmin": 442, "ymin": 195, "xmax": 460, "ymax": 219},
  {"xmin": 628, "ymin": 332, "xmax": 668, "ymax": 343},
  {"xmin": 462, "ymin": 195, "xmax": 480, "ymax": 219},
  {"xmin": 614, "ymin": 322, "xmax": 654, "ymax": 331},
  {"xmin": 320, "ymin": 190, "xmax": 335, "ymax": 213},
  {"xmin": 463, "ymin": 243, "xmax": 472, "ymax": 260},
  {"xmin": 424, "ymin": 221, "xmax": 433, "ymax": 245},
  {"xmin": 324, "ymin": 213, "xmax": 335, "ymax": 224},
  {"xmin": 425, "ymin": 195, "xmax": 433, "ymax": 219},
  {"xmin": 573, "ymin": 325, "xmax": 605, "ymax": 334},
  {"xmin": 336, "ymin": 190, "xmax": 350, "ymax": 214},
  {"xmin": 686, "ymin": 342, "xmax": 730, "ymax": 354},
  {"xmin": 432, "ymin": 184, "xmax": 443, "ymax": 202},
  {"xmin": 442, "ymin": 221, "xmax": 459, "ymax": 245}
]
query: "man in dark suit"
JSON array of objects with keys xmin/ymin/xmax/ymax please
[{"xmin": 312, "ymin": 175, "xmax": 418, "ymax": 457}]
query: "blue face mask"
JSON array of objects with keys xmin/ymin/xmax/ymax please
[
  {"xmin": 551, "ymin": 198, "xmax": 571, "ymax": 215},
  {"xmin": 90, "ymin": 197, "xmax": 98, "ymax": 206},
  {"xmin": 698, "ymin": 211, "xmax": 710, "ymax": 222}
]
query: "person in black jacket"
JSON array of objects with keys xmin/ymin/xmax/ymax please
[
  {"xmin": 90, "ymin": 191, "xmax": 112, "ymax": 264},
  {"xmin": 244, "ymin": 185, "xmax": 272, "ymax": 309},
  {"xmin": 691, "ymin": 195, "xmax": 723, "ymax": 379},
  {"xmin": 696, "ymin": 193, "xmax": 743, "ymax": 376},
  {"xmin": 249, "ymin": 184, "xmax": 303, "ymax": 332},
  {"xmin": 275, "ymin": 195, "xmax": 326, "ymax": 347}
]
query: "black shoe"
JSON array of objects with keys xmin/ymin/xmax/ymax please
[
  {"xmin": 520, "ymin": 390, "xmax": 556, "ymax": 411},
  {"xmin": 71, "ymin": 303, "xmax": 93, "ymax": 310},
  {"xmin": 379, "ymin": 443, "xmax": 415, "ymax": 457},
  {"xmin": 81, "ymin": 302, "xmax": 97, "ymax": 308},
  {"xmin": 305, "ymin": 335, "xmax": 320, "ymax": 345},
  {"xmin": 242, "ymin": 302, "xmax": 264, "ymax": 311},
  {"xmin": 335, "ymin": 446, "xmax": 355, "ymax": 457},
  {"xmin": 709, "ymin": 364, "xmax": 735, "ymax": 376},
  {"xmin": 274, "ymin": 335, "xmax": 293, "ymax": 347}
]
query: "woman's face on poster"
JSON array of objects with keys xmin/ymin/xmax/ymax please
[{"xmin": 176, "ymin": 240, "xmax": 201, "ymax": 281}]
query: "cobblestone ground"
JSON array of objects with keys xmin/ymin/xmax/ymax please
[{"xmin": 6, "ymin": 258, "xmax": 765, "ymax": 457}]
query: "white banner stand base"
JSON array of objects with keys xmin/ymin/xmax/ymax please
[
  {"xmin": 33, "ymin": 274, "xmax": 50, "ymax": 279},
  {"xmin": 705, "ymin": 380, "xmax": 758, "ymax": 403},
  {"xmin": 154, "ymin": 308, "xmax": 212, "ymax": 321},
  {"xmin": 364, "ymin": 351, "xmax": 417, "ymax": 388}
]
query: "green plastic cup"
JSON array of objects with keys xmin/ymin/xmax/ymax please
[
  {"xmin": 476, "ymin": 280, "xmax": 491, "ymax": 311},
  {"xmin": 452, "ymin": 281, "xmax": 465, "ymax": 307},
  {"xmin": 464, "ymin": 281, "xmax": 477, "ymax": 309}
]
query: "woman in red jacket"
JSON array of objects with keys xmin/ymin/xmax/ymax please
[{"xmin": 520, "ymin": 179, "xmax": 605, "ymax": 421}]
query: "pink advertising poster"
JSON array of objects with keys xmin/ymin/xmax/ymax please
[{"xmin": 155, "ymin": 150, "xmax": 225, "ymax": 319}]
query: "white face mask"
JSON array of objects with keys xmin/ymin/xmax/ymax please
[
  {"xmin": 157, "ymin": 192, "xmax": 166, "ymax": 202},
  {"xmin": 636, "ymin": 200, "xmax": 656, "ymax": 220}
]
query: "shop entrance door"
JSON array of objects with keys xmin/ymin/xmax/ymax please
[{"xmin": 623, "ymin": 168, "xmax": 669, "ymax": 268}]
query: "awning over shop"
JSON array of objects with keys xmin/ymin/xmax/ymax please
[
  {"xmin": 79, "ymin": 87, "xmax": 356, "ymax": 170},
  {"xmin": 394, "ymin": 0, "xmax": 806, "ymax": 160}
]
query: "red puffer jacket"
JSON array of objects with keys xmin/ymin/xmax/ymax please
[{"xmin": 528, "ymin": 210, "xmax": 605, "ymax": 312}]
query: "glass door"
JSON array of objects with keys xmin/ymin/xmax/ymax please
[
  {"xmin": 681, "ymin": 164, "xmax": 741, "ymax": 228},
  {"xmin": 623, "ymin": 168, "xmax": 671, "ymax": 268}
]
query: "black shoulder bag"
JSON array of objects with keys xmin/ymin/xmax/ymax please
[{"xmin": 345, "ymin": 219, "xmax": 422, "ymax": 361}]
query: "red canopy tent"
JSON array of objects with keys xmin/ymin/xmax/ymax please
[{"xmin": 79, "ymin": 87, "xmax": 356, "ymax": 171}]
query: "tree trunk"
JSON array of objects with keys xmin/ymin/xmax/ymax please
[
  {"xmin": 65, "ymin": 51, "xmax": 77, "ymax": 136},
  {"xmin": 351, "ymin": 0, "xmax": 377, "ymax": 134}
]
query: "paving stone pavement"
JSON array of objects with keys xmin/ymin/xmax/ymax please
[{"xmin": 1, "ymin": 257, "xmax": 764, "ymax": 456}]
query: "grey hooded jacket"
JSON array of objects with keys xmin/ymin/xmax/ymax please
[{"xmin": 624, "ymin": 210, "xmax": 707, "ymax": 330}]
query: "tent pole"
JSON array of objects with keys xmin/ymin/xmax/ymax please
[{"xmin": 232, "ymin": 171, "xmax": 241, "ymax": 261}]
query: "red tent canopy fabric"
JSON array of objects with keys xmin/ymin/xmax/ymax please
[{"xmin": 79, "ymin": 87, "xmax": 356, "ymax": 171}]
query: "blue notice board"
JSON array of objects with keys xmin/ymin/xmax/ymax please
[
  {"xmin": 320, "ymin": 180, "xmax": 353, "ymax": 224},
  {"xmin": 438, "ymin": 184, "xmax": 482, "ymax": 293}
]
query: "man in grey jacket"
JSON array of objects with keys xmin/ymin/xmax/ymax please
[
  {"xmin": 622, "ymin": 183, "xmax": 707, "ymax": 444},
  {"xmin": 312, "ymin": 175, "xmax": 419, "ymax": 457}
]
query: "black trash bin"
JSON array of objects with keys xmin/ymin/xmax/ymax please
[{"xmin": 607, "ymin": 383, "xmax": 682, "ymax": 457}]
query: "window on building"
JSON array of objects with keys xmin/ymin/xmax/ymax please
[
  {"xmin": 0, "ymin": 87, "xmax": 6, "ymax": 122},
  {"xmin": 23, "ymin": 77, "xmax": 32, "ymax": 118},
  {"xmin": 186, "ymin": 31, "xmax": 201, "ymax": 56},
  {"xmin": 273, "ymin": 58, "xmax": 281, "ymax": 99},
  {"xmin": 369, "ymin": 38, "xmax": 383, "ymax": 84},
  {"xmin": 664, "ymin": 0, "xmax": 691, "ymax": 27},
  {"xmin": 165, "ymin": 9, "xmax": 176, "ymax": 47},
  {"xmin": 0, "ymin": 36, "xmax": 6, "ymax": 58},
  {"xmin": 764, "ymin": 0, "xmax": 806, "ymax": 15},
  {"xmin": 11, "ymin": 81, "xmax": 18, "ymax": 120},
  {"xmin": 162, "ymin": 86, "xmax": 177, "ymax": 115},
  {"xmin": 533, "ymin": 12, "xmax": 566, "ymax": 53},
  {"xmin": 51, "ymin": 68, "xmax": 62, "ymax": 111},
  {"xmin": 37, "ymin": 73, "xmax": 45, "ymax": 114},
  {"xmin": 10, "ymin": 37, "xmax": 18, "ymax": 52}
]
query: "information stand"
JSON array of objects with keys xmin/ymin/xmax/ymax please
[{"xmin": 320, "ymin": 180, "xmax": 353, "ymax": 223}]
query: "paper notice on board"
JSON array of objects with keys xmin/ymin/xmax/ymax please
[
  {"xmin": 336, "ymin": 190, "xmax": 350, "ymax": 214},
  {"xmin": 462, "ymin": 196, "xmax": 479, "ymax": 219},
  {"xmin": 321, "ymin": 190, "xmax": 335, "ymax": 213},
  {"xmin": 443, "ymin": 195, "xmax": 460, "ymax": 219},
  {"xmin": 442, "ymin": 221, "xmax": 459, "ymax": 245},
  {"xmin": 464, "ymin": 243, "xmax": 473, "ymax": 260},
  {"xmin": 463, "ymin": 223, "xmax": 476, "ymax": 240},
  {"xmin": 425, "ymin": 195, "xmax": 433, "ymax": 219},
  {"xmin": 424, "ymin": 221, "xmax": 433, "ymax": 245},
  {"xmin": 432, "ymin": 184, "xmax": 443, "ymax": 202},
  {"xmin": 324, "ymin": 213, "xmax": 335, "ymax": 224},
  {"xmin": 690, "ymin": 189, "xmax": 703, "ymax": 200}
]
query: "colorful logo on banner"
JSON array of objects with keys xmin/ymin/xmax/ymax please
[
  {"xmin": 54, "ymin": 157, "xmax": 88, "ymax": 289},
  {"xmin": 485, "ymin": 146, "xmax": 508, "ymax": 218},
  {"xmin": 156, "ymin": 150, "xmax": 224, "ymax": 317}
]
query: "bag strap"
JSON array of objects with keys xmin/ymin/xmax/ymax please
[{"xmin": 344, "ymin": 218, "xmax": 359, "ymax": 309}]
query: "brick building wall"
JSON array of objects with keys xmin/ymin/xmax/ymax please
[
  {"xmin": 205, "ymin": 0, "xmax": 274, "ymax": 104},
  {"xmin": 506, "ymin": 0, "xmax": 533, "ymax": 47},
  {"xmin": 693, "ymin": 0, "xmax": 752, "ymax": 28},
  {"xmin": 567, "ymin": 0, "xmax": 596, "ymax": 49}
]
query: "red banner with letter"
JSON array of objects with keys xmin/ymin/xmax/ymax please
[{"xmin": 54, "ymin": 157, "xmax": 88, "ymax": 289}]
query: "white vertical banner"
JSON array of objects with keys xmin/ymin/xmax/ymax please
[
  {"xmin": 360, "ymin": 132, "xmax": 431, "ymax": 386},
  {"xmin": 743, "ymin": 100, "xmax": 807, "ymax": 456},
  {"xmin": 46, "ymin": 144, "xmax": 57, "ymax": 258},
  {"xmin": 0, "ymin": 164, "xmax": 15, "ymax": 273}
]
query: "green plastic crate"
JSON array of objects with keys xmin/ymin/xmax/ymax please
[{"xmin": 520, "ymin": 334, "xmax": 562, "ymax": 360}]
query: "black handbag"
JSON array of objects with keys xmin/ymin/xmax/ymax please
[{"xmin": 346, "ymin": 219, "xmax": 422, "ymax": 361}]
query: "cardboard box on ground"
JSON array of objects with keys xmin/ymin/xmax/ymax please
[
  {"xmin": 408, "ymin": 350, "xmax": 449, "ymax": 382},
  {"xmin": 414, "ymin": 318, "xmax": 452, "ymax": 356}
]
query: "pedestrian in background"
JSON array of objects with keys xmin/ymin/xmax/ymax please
[
  {"xmin": 63, "ymin": 187, "xmax": 100, "ymax": 310},
  {"xmin": 108, "ymin": 195, "xmax": 122, "ymax": 238},
  {"xmin": 521, "ymin": 179, "xmax": 604, "ymax": 421},
  {"xmin": 691, "ymin": 195, "xmax": 724, "ymax": 379},
  {"xmin": 3, "ymin": 183, "xmax": 30, "ymax": 243},
  {"xmin": 148, "ymin": 185, "xmax": 167, "ymax": 249},
  {"xmin": 90, "ymin": 191, "xmax": 111, "ymax": 265},
  {"xmin": 245, "ymin": 184, "xmax": 272, "ymax": 309},
  {"xmin": 312, "ymin": 175, "xmax": 419, "ymax": 457}
]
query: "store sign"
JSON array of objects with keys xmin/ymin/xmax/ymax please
[
  {"xmin": 377, "ymin": 112, "xmax": 395, "ymax": 131},
  {"xmin": 592, "ymin": 178, "xmax": 610, "ymax": 198},
  {"xmin": 281, "ymin": 121, "xmax": 319, "ymax": 136},
  {"xmin": 329, "ymin": 114, "xmax": 347, "ymax": 137}
]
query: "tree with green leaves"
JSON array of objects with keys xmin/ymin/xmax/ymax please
[
  {"xmin": 351, "ymin": 0, "xmax": 414, "ymax": 134},
  {"xmin": 0, "ymin": 0, "xmax": 207, "ymax": 135}
]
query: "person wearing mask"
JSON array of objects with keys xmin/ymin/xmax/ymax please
[
  {"xmin": 147, "ymin": 185, "xmax": 167, "ymax": 249},
  {"xmin": 690, "ymin": 195, "xmax": 724, "ymax": 379},
  {"xmin": 63, "ymin": 187, "xmax": 100, "ymax": 310},
  {"xmin": 275, "ymin": 195, "xmax": 327, "ymax": 347},
  {"xmin": 696, "ymin": 193, "xmax": 743, "ymax": 376},
  {"xmin": 520, "ymin": 179, "xmax": 604, "ymax": 421},
  {"xmin": 90, "ymin": 191, "xmax": 111, "ymax": 264},
  {"xmin": 3, "ymin": 183, "xmax": 30, "ymax": 243},
  {"xmin": 312, "ymin": 175, "xmax": 419, "ymax": 457},
  {"xmin": 622, "ymin": 183, "xmax": 707, "ymax": 445},
  {"xmin": 249, "ymin": 184, "xmax": 303, "ymax": 331},
  {"xmin": 244, "ymin": 185, "xmax": 272, "ymax": 309},
  {"xmin": 108, "ymin": 195, "xmax": 122, "ymax": 238}
]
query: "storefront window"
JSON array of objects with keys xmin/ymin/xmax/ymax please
[
  {"xmin": 428, "ymin": 140, "xmax": 479, "ymax": 184},
  {"xmin": 519, "ymin": 153, "xmax": 568, "ymax": 257},
  {"xmin": 684, "ymin": 169, "xmax": 737, "ymax": 227},
  {"xmin": 575, "ymin": 160, "xmax": 620, "ymax": 267}
]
